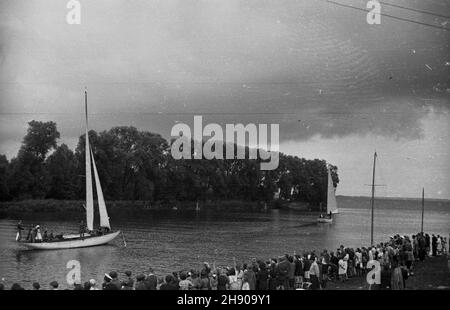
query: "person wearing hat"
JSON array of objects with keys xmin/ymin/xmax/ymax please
[
  {"xmin": 32, "ymin": 282, "xmax": 40, "ymax": 290},
  {"xmin": 49, "ymin": 281, "xmax": 59, "ymax": 290},
  {"xmin": 89, "ymin": 279, "xmax": 99, "ymax": 290},
  {"xmin": 107, "ymin": 271, "xmax": 121, "ymax": 290},
  {"xmin": 102, "ymin": 273, "xmax": 114, "ymax": 290}
]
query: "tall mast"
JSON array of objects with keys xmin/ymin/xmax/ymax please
[
  {"xmin": 85, "ymin": 88, "xmax": 94, "ymax": 231},
  {"xmin": 85, "ymin": 88, "xmax": 88, "ymax": 128},
  {"xmin": 421, "ymin": 187, "xmax": 424, "ymax": 233},
  {"xmin": 370, "ymin": 151, "xmax": 377, "ymax": 246}
]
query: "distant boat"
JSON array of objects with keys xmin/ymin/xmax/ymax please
[
  {"xmin": 317, "ymin": 166, "xmax": 338, "ymax": 223},
  {"xmin": 19, "ymin": 90, "xmax": 120, "ymax": 250}
]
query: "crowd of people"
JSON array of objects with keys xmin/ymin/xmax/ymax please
[{"xmin": 4, "ymin": 231, "xmax": 448, "ymax": 290}]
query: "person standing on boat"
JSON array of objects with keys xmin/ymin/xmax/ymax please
[
  {"xmin": 30, "ymin": 225, "xmax": 36, "ymax": 243},
  {"xmin": 79, "ymin": 220, "xmax": 86, "ymax": 240},
  {"xmin": 16, "ymin": 220, "xmax": 24, "ymax": 241},
  {"xmin": 35, "ymin": 225, "xmax": 42, "ymax": 242},
  {"xmin": 26, "ymin": 224, "xmax": 32, "ymax": 241}
]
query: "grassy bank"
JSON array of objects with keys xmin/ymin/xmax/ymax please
[{"xmin": 327, "ymin": 255, "xmax": 450, "ymax": 290}]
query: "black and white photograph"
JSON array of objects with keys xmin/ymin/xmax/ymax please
[{"xmin": 0, "ymin": 0, "xmax": 449, "ymax": 296}]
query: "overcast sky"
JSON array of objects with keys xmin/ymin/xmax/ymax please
[{"xmin": 0, "ymin": 0, "xmax": 449, "ymax": 198}]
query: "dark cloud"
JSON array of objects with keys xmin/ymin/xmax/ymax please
[{"xmin": 0, "ymin": 0, "xmax": 449, "ymax": 150}]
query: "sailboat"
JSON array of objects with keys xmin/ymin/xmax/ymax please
[
  {"xmin": 317, "ymin": 166, "xmax": 338, "ymax": 223},
  {"xmin": 19, "ymin": 90, "xmax": 121, "ymax": 250}
]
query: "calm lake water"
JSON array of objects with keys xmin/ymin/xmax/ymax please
[{"xmin": 0, "ymin": 196, "xmax": 449, "ymax": 289}]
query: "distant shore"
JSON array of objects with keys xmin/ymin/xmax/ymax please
[
  {"xmin": 2, "ymin": 195, "xmax": 448, "ymax": 219},
  {"xmin": 0, "ymin": 199, "xmax": 281, "ymax": 218}
]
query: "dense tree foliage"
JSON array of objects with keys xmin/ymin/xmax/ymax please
[{"xmin": 1, "ymin": 121, "xmax": 339, "ymax": 209}]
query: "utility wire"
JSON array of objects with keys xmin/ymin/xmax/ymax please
[
  {"xmin": 325, "ymin": 0, "xmax": 450, "ymax": 31},
  {"xmin": 374, "ymin": 1, "xmax": 450, "ymax": 19}
]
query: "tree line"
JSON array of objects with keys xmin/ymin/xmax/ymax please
[{"xmin": 0, "ymin": 121, "xmax": 339, "ymax": 209}]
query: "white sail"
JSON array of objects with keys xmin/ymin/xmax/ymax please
[
  {"xmin": 327, "ymin": 167, "xmax": 338, "ymax": 214},
  {"xmin": 85, "ymin": 91, "xmax": 94, "ymax": 231},
  {"xmin": 91, "ymin": 148, "xmax": 111, "ymax": 229}
]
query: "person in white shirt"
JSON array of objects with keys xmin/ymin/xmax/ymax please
[{"xmin": 338, "ymin": 255, "xmax": 348, "ymax": 282}]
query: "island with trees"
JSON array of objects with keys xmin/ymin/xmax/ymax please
[{"xmin": 0, "ymin": 121, "xmax": 339, "ymax": 216}]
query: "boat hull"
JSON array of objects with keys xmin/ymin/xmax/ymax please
[
  {"xmin": 317, "ymin": 218, "xmax": 333, "ymax": 223},
  {"xmin": 20, "ymin": 231, "xmax": 121, "ymax": 250}
]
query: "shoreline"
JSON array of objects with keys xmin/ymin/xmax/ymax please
[{"xmin": 0, "ymin": 199, "xmax": 324, "ymax": 218}]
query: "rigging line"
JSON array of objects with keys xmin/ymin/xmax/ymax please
[{"xmin": 325, "ymin": 0, "xmax": 450, "ymax": 31}]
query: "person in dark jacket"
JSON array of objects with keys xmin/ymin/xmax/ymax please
[
  {"xmin": 268, "ymin": 259, "xmax": 277, "ymax": 290},
  {"xmin": 122, "ymin": 271, "xmax": 134, "ymax": 290},
  {"xmin": 287, "ymin": 256, "xmax": 296, "ymax": 290},
  {"xmin": 294, "ymin": 255, "xmax": 303, "ymax": 288},
  {"xmin": 432, "ymin": 235, "xmax": 437, "ymax": 256},
  {"xmin": 103, "ymin": 274, "xmax": 118, "ymax": 290},
  {"xmin": 380, "ymin": 265, "xmax": 391, "ymax": 290},
  {"xmin": 145, "ymin": 268, "xmax": 158, "ymax": 290},
  {"xmin": 135, "ymin": 274, "xmax": 147, "ymax": 290},
  {"xmin": 256, "ymin": 263, "xmax": 269, "ymax": 290},
  {"xmin": 79, "ymin": 220, "xmax": 85, "ymax": 240},
  {"xmin": 329, "ymin": 252, "xmax": 339, "ymax": 279},
  {"xmin": 247, "ymin": 266, "xmax": 257, "ymax": 290},
  {"xmin": 199, "ymin": 270, "xmax": 210, "ymax": 290},
  {"xmin": 160, "ymin": 275, "xmax": 178, "ymax": 290},
  {"xmin": 425, "ymin": 234, "xmax": 431, "ymax": 256},
  {"xmin": 303, "ymin": 255, "xmax": 312, "ymax": 282},
  {"xmin": 217, "ymin": 269, "xmax": 229, "ymax": 290},
  {"xmin": 108, "ymin": 271, "xmax": 122, "ymax": 290},
  {"xmin": 400, "ymin": 263, "xmax": 409, "ymax": 288},
  {"xmin": 275, "ymin": 256, "xmax": 290, "ymax": 290},
  {"xmin": 26, "ymin": 225, "xmax": 33, "ymax": 241}
]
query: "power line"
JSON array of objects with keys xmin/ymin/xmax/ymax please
[
  {"xmin": 325, "ymin": 0, "xmax": 450, "ymax": 31},
  {"xmin": 376, "ymin": 1, "xmax": 450, "ymax": 19},
  {"xmin": 0, "ymin": 110, "xmax": 441, "ymax": 116}
]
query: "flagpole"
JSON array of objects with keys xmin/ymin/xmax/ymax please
[
  {"xmin": 370, "ymin": 151, "xmax": 377, "ymax": 246},
  {"xmin": 421, "ymin": 187, "xmax": 424, "ymax": 233}
]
